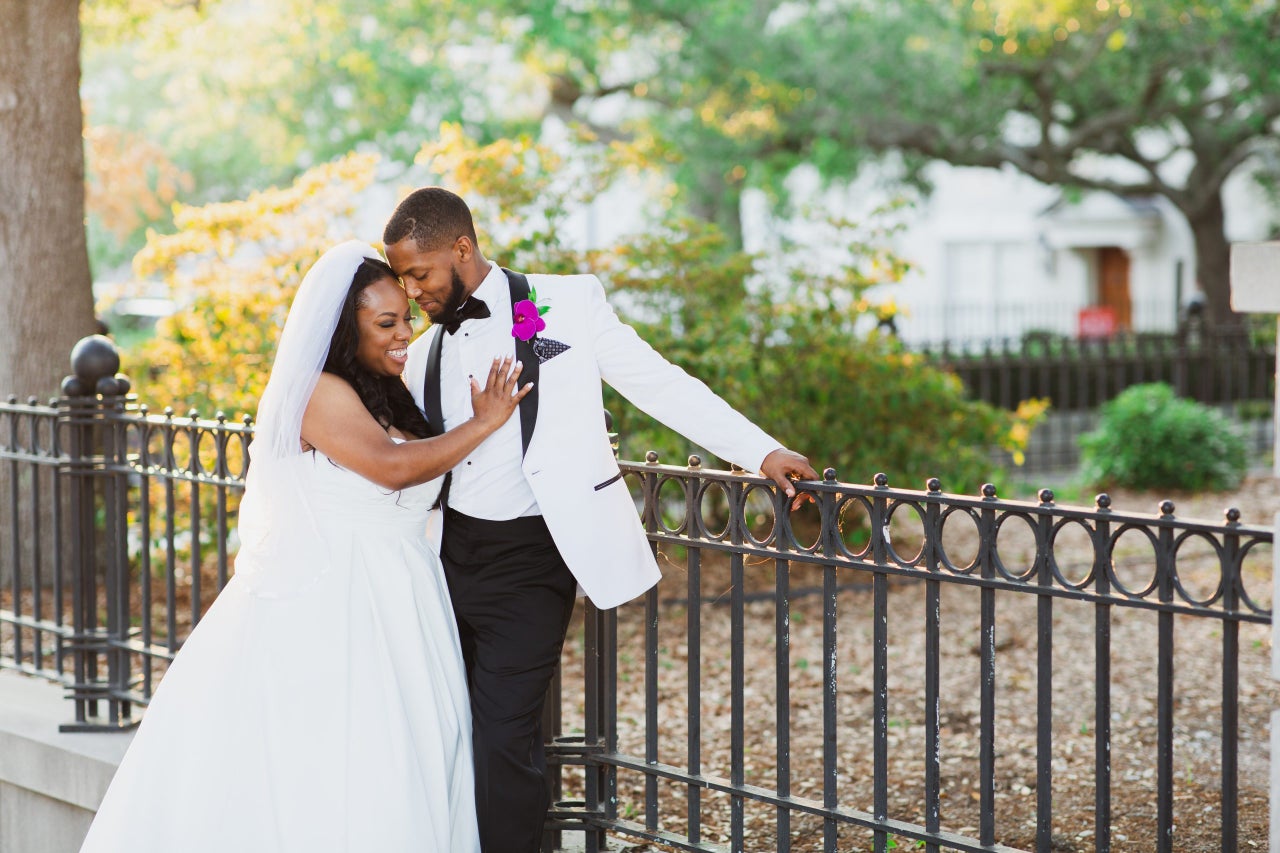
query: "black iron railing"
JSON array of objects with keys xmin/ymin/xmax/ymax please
[
  {"xmin": 543, "ymin": 460, "xmax": 1273, "ymax": 853},
  {"xmin": 0, "ymin": 395, "xmax": 72, "ymax": 686},
  {"xmin": 1, "ymin": 336, "xmax": 1274, "ymax": 851},
  {"xmin": 915, "ymin": 325, "xmax": 1277, "ymax": 473},
  {"xmin": 0, "ymin": 391, "xmax": 252, "ymax": 730},
  {"xmin": 917, "ymin": 326, "xmax": 1275, "ymax": 412}
]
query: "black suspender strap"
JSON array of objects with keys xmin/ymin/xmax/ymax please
[{"xmin": 502, "ymin": 268, "xmax": 540, "ymax": 457}]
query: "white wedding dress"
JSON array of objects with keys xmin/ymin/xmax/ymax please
[{"xmin": 80, "ymin": 447, "xmax": 479, "ymax": 853}]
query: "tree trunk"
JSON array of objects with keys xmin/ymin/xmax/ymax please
[
  {"xmin": 1185, "ymin": 191, "xmax": 1240, "ymax": 329},
  {"xmin": 687, "ymin": 168, "xmax": 745, "ymax": 249},
  {"xmin": 0, "ymin": 0, "xmax": 97, "ymax": 400},
  {"xmin": 0, "ymin": 2, "xmax": 96, "ymax": 589}
]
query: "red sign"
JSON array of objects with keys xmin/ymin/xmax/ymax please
[{"xmin": 1077, "ymin": 306, "xmax": 1117, "ymax": 339}]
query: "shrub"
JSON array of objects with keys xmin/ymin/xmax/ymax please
[
  {"xmin": 1078, "ymin": 383, "xmax": 1248, "ymax": 492},
  {"xmin": 590, "ymin": 218, "xmax": 1046, "ymax": 493}
]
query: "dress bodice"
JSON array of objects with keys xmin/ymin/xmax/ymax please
[
  {"xmin": 298, "ymin": 444, "xmax": 443, "ymax": 529},
  {"xmin": 233, "ymin": 439, "xmax": 443, "ymax": 598}
]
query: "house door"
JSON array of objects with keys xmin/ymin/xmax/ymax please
[{"xmin": 1097, "ymin": 247, "xmax": 1132, "ymax": 330}]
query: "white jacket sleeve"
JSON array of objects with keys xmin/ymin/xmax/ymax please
[{"xmin": 585, "ymin": 276, "xmax": 782, "ymax": 473}]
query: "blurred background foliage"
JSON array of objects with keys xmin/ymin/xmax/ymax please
[
  {"xmin": 107, "ymin": 0, "xmax": 1280, "ymax": 487},
  {"xmin": 124, "ymin": 122, "xmax": 1043, "ymax": 491}
]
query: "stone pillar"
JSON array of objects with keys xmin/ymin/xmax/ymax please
[{"xmin": 1228, "ymin": 242, "xmax": 1280, "ymax": 852}]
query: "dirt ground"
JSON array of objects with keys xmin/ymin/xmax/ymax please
[{"xmin": 552, "ymin": 475, "xmax": 1279, "ymax": 852}]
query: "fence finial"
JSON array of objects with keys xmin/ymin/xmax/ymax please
[{"xmin": 63, "ymin": 334, "xmax": 130, "ymax": 397}]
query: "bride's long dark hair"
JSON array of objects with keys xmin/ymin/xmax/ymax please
[{"xmin": 323, "ymin": 258, "xmax": 435, "ymax": 438}]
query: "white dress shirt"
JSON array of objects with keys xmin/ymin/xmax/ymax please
[{"xmin": 438, "ymin": 262, "xmax": 540, "ymax": 520}]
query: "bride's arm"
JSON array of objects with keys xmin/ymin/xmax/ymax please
[{"xmin": 300, "ymin": 356, "xmax": 531, "ymax": 491}]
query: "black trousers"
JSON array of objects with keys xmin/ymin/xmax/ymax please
[{"xmin": 441, "ymin": 509, "xmax": 578, "ymax": 853}]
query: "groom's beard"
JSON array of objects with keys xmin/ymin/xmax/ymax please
[{"xmin": 431, "ymin": 267, "xmax": 469, "ymax": 324}]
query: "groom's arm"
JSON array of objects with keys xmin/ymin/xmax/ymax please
[{"xmin": 583, "ymin": 276, "xmax": 816, "ymax": 494}]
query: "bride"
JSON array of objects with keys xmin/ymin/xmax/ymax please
[{"xmin": 80, "ymin": 241, "xmax": 530, "ymax": 852}]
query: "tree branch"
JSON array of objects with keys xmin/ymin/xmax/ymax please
[{"xmin": 858, "ymin": 116, "xmax": 1169, "ymax": 198}]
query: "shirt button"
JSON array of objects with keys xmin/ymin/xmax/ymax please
[{"xmin": 466, "ymin": 461, "xmax": 472, "ymax": 465}]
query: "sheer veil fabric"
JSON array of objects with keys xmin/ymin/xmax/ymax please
[{"xmin": 235, "ymin": 240, "xmax": 381, "ymax": 598}]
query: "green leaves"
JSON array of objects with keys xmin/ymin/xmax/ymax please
[
  {"xmin": 597, "ymin": 216, "xmax": 1040, "ymax": 493},
  {"xmin": 1079, "ymin": 383, "xmax": 1248, "ymax": 492}
]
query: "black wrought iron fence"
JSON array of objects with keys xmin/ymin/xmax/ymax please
[
  {"xmin": 917, "ymin": 326, "xmax": 1275, "ymax": 412},
  {"xmin": 916, "ymin": 326, "xmax": 1277, "ymax": 473},
  {"xmin": 0, "ymin": 388, "xmax": 252, "ymax": 729},
  {"xmin": 1, "ymin": 337, "xmax": 1274, "ymax": 852},
  {"xmin": 542, "ymin": 460, "xmax": 1273, "ymax": 853},
  {"xmin": 0, "ymin": 395, "xmax": 72, "ymax": 686}
]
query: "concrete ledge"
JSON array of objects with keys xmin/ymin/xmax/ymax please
[
  {"xmin": 0, "ymin": 672, "xmax": 132, "ymax": 810},
  {"xmin": 0, "ymin": 672, "xmax": 133, "ymax": 852},
  {"xmin": 0, "ymin": 672, "xmax": 626, "ymax": 852}
]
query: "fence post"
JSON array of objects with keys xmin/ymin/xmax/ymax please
[
  {"xmin": 1228, "ymin": 242, "xmax": 1280, "ymax": 851},
  {"xmin": 57, "ymin": 334, "xmax": 135, "ymax": 732}
]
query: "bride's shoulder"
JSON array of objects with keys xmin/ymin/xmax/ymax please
[
  {"xmin": 307, "ymin": 373, "xmax": 363, "ymax": 415},
  {"xmin": 312, "ymin": 371, "xmax": 355, "ymax": 394}
]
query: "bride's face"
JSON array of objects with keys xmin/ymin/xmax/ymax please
[{"xmin": 355, "ymin": 277, "xmax": 414, "ymax": 377}]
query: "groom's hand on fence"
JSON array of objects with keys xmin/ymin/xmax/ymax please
[{"xmin": 760, "ymin": 448, "xmax": 818, "ymax": 510}]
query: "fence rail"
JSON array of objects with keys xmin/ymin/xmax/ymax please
[
  {"xmin": 1, "ymin": 337, "xmax": 1274, "ymax": 851},
  {"xmin": 915, "ymin": 325, "xmax": 1277, "ymax": 474},
  {"xmin": 546, "ymin": 460, "xmax": 1272, "ymax": 853},
  {"xmin": 0, "ymin": 395, "xmax": 73, "ymax": 687},
  {"xmin": 917, "ymin": 325, "xmax": 1276, "ymax": 413}
]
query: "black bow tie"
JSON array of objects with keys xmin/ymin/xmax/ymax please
[{"xmin": 442, "ymin": 296, "xmax": 491, "ymax": 334}]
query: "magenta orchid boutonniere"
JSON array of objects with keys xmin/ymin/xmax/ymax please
[{"xmin": 512, "ymin": 288, "xmax": 550, "ymax": 342}]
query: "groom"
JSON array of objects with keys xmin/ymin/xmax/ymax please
[{"xmin": 386, "ymin": 187, "xmax": 816, "ymax": 852}]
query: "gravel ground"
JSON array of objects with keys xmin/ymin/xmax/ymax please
[{"xmin": 553, "ymin": 475, "xmax": 1279, "ymax": 852}]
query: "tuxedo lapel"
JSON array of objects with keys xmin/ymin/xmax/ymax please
[
  {"xmin": 502, "ymin": 268, "xmax": 539, "ymax": 457},
  {"xmin": 423, "ymin": 326, "xmax": 445, "ymax": 438}
]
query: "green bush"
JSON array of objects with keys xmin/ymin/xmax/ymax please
[
  {"xmin": 594, "ymin": 219, "xmax": 1045, "ymax": 494},
  {"xmin": 1078, "ymin": 383, "xmax": 1248, "ymax": 492}
]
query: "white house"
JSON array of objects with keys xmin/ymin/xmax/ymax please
[{"xmin": 742, "ymin": 158, "xmax": 1277, "ymax": 347}]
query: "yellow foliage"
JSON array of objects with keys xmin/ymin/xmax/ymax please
[
  {"xmin": 409, "ymin": 123, "xmax": 635, "ymax": 270},
  {"xmin": 415, "ymin": 124, "xmax": 564, "ymax": 227},
  {"xmin": 124, "ymin": 152, "xmax": 380, "ymax": 420},
  {"xmin": 1002, "ymin": 397, "xmax": 1052, "ymax": 464},
  {"xmin": 969, "ymin": 0, "xmax": 1137, "ymax": 53}
]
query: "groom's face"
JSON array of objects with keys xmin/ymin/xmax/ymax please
[{"xmin": 386, "ymin": 238, "xmax": 468, "ymax": 324}]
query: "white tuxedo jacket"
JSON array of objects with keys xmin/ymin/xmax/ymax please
[{"xmin": 405, "ymin": 271, "xmax": 781, "ymax": 609}]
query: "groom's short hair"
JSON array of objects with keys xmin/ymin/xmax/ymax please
[{"xmin": 383, "ymin": 187, "xmax": 479, "ymax": 253}]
